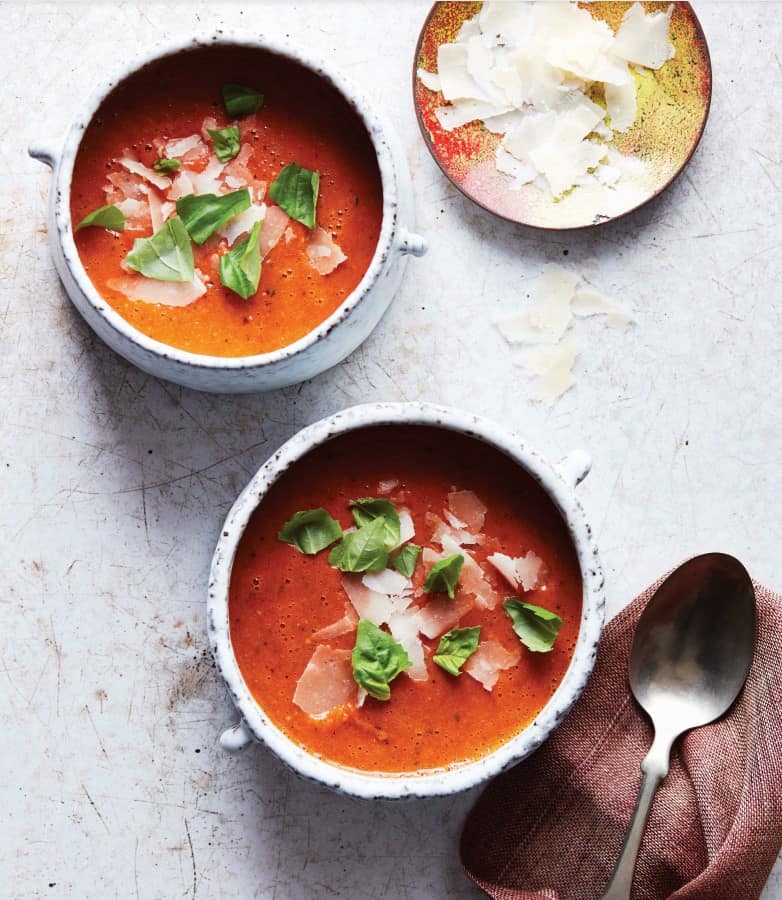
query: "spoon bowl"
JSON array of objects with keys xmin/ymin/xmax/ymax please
[
  {"xmin": 630, "ymin": 552, "xmax": 756, "ymax": 736},
  {"xmin": 601, "ymin": 553, "xmax": 756, "ymax": 899}
]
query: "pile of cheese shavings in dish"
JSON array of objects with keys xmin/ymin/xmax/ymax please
[
  {"xmin": 418, "ymin": 1, "xmax": 675, "ymax": 206},
  {"xmin": 102, "ymin": 116, "xmax": 347, "ymax": 306},
  {"xmin": 496, "ymin": 263, "xmax": 633, "ymax": 405},
  {"xmin": 292, "ymin": 489, "xmax": 549, "ymax": 719}
]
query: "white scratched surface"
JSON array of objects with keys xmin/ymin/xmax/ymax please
[{"xmin": 2, "ymin": 1, "xmax": 781, "ymax": 897}]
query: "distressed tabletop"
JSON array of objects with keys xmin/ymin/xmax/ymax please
[{"xmin": 1, "ymin": 2, "xmax": 781, "ymax": 898}]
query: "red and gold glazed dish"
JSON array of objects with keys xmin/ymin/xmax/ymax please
[{"xmin": 413, "ymin": 1, "xmax": 712, "ymax": 229}]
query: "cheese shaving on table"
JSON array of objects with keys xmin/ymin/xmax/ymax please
[
  {"xmin": 496, "ymin": 263, "xmax": 633, "ymax": 404},
  {"xmin": 487, "ymin": 551, "xmax": 545, "ymax": 592},
  {"xmin": 418, "ymin": 1, "xmax": 676, "ymax": 198},
  {"xmin": 292, "ymin": 645, "xmax": 356, "ymax": 718},
  {"xmin": 571, "ymin": 289, "xmax": 634, "ymax": 328},
  {"xmin": 464, "ymin": 640, "xmax": 522, "ymax": 692},
  {"xmin": 517, "ymin": 336, "xmax": 583, "ymax": 406}
]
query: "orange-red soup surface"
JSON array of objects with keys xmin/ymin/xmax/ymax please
[
  {"xmin": 229, "ymin": 427, "xmax": 583, "ymax": 774},
  {"xmin": 71, "ymin": 46, "xmax": 383, "ymax": 357}
]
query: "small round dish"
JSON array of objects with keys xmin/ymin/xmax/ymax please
[
  {"xmin": 208, "ymin": 402, "xmax": 605, "ymax": 800},
  {"xmin": 30, "ymin": 34, "xmax": 426, "ymax": 393},
  {"xmin": 413, "ymin": 1, "xmax": 712, "ymax": 230}
]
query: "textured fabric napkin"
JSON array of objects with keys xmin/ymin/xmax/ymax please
[{"xmin": 461, "ymin": 575, "xmax": 782, "ymax": 900}]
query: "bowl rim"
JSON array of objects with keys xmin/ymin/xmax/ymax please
[
  {"xmin": 51, "ymin": 31, "xmax": 401, "ymax": 372},
  {"xmin": 207, "ymin": 402, "xmax": 605, "ymax": 799},
  {"xmin": 411, "ymin": 1, "xmax": 713, "ymax": 232}
]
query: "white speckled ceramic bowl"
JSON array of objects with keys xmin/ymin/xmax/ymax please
[
  {"xmin": 29, "ymin": 34, "xmax": 426, "ymax": 394},
  {"xmin": 208, "ymin": 402, "xmax": 605, "ymax": 799}
]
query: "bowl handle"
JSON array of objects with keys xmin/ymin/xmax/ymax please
[
  {"xmin": 556, "ymin": 450, "xmax": 592, "ymax": 489},
  {"xmin": 395, "ymin": 227, "xmax": 428, "ymax": 257},
  {"xmin": 219, "ymin": 719, "xmax": 253, "ymax": 753},
  {"xmin": 29, "ymin": 140, "xmax": 61, "ymax": 170}
]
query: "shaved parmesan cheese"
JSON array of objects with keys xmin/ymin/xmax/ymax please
[
  {"xmin": 104, "ymin": 171, "xmax": 147, "ymax": 203},
  {"xmin": 464, "ymin": 640, "xmax": 521, "ymax": 691},
  {"xmin": 114, "ymin": 197, "xmax": 150, "ymax": 231},
  {"xmin": 517, "ymin": 335, "xmax": 582, "ymax": 405},
  {"xmin": 165, "ymin": 134, "xmax": 205, "ymax": 158},
  {"xmin": 119, "ymin": 156, "xmax": 171, "ymax": 191},
  {"xmin": 147, "ymin": 189, "xmax": 164, "ymax": 233},
  {"xmin": 387, "ymin": 610, "xmax": 427, "ymax": 681},
  {"xmin": 435, "ymin": 99, "xmax": 512, "ymax": 132},
  {"xmin": 260, "ymin": 205, "xmax": 290, "ymax": 258},
  {"xmin": 613, "ymin": 3, "xmax": 675, "ymax": 70},
  {"xmin": 605, "ymin": 80, "xmax": 637, "ymax": 133},
  {"xmin": 427, "ymin": 534, "xmax": 500, "ymax": 610},
  {"xmin": 487, "ymin": 551, "xmax": 545, "ymax": 592},
  {"xmin": 293, "ymin": 645, "xmax": 355, "ymax": 718},
  {"xmin": 395, "ymin": 509, "xmax": 416, "ymax": 549},
  {"xmin": 427, "ymin": 511, "xmax": 480, "ymax": 548},
  {"xmin": 307, "ymin": 227, "xmax": 347, "ymax": 275},
  {"xmin": 417, "ymin": 68, "xmax": 442, "ymax": 93},
  {"xmin": 479, "ymin": 1, "xmax": 532, "ymax": 45},
  {"xmin": 343, "ymin": 573, "xmax": 411, "ymax": 627},
  {"xmin": 572, "ymin": 289, "xmax": 633, "ymax": 328},
  {"xmin": 447, "ymin": 490, "xmax": 487, "ymax": 533},
  {"xmin": 167, "ymin": 171, "xmax": 195, "ymax": 201},
  {"xmin": 418, "ymin": 1, "xmax": 675, "ymax": 197},
  {"xmin": 437, "ymin": 43, "xmax": 488, "ymax": 102},
  {"xmin": 418, "ymin": 592, "xmax": 473, "ymax": 639},
  {"xmin": 311, "ymin": 603, "xmax": 358, "ymax": 642},
  {"xmin": 107, "ymin": 272, "xmax": 207, "ymax": 307},
  {"xmin": 189, "ymin": 157, "xmax": 226, "ymax": 195},
  {"xmin": 362, "ymin": 568, "xmax": 410, "ymax": 597},
  {"xmin": 218, "ymin": 203, "xmax": 266, "ymax": 246},
  {"xmin": 378, "ymin": 479, "xmax": 400, "ymax": 495},
  {"xmin": 497, "ymin": 264, "xmax": 578, "ymax": 344}
]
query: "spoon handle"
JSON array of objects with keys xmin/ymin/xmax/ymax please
[{"xmin": 599, "ymin": 733, "xmax": 673, "ymax": 899}]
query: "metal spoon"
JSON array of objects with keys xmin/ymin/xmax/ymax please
[{"xmin": 600, "ymin": 553, "xmax": 756, "ymax": 900}]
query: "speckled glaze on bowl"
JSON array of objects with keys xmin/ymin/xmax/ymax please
[
  {"xmin": 29, "ymin": 33, "xmax": 426, "ymax": 393},
  {"xmin": 208, "ymin": 402, "xmax": 605, "ymax": 799}
]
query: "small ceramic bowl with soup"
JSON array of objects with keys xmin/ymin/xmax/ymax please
[
  {"xmin": 209, "ymin": 403, "xmax": 605, "ymax": 799},
  {"xmin": 29, "ymin": 34, "xmax": 425, "ymax": 393}
]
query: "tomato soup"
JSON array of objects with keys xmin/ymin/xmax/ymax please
[
  {"xmin": 229, "ymin": 426, "xmax": 583, "ymax": 774},
  {"xmin": 71, "ymin": 46, "xmax": 383, "ymax": 357}
]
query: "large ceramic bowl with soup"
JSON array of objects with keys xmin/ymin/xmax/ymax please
[
  {"xmin": 29, "ymin": 34, "xmax": 425, "ymax": 393},
  {"xmin": 208, "ymin": 403, "xmax": 605, "ymax": 799}
]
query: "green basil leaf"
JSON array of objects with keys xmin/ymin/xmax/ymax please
[
  {"xmin": 268, "ymin": 162, "xmax": 320, "ymax": 228},
  {"xmin": 351, "ymin": 620, "xmax": 411, "ymax": 701},
  {"xmin": 423, "ymin": 553, "xmax": 464, "ymax": 599},
  {"xmin": 153, "ymin": 158, "xmax": 181, "ymax": 173},
  {"xmin": 328, "ymin": 517, "xmax": 389, "ymax": 573},
  {"xmin": 176, "ymin": 189, "xmax": 251, "ymax": 245},
  {"xmin": 208, "ymin": 125, "xmax": 241, "ymax": 163},
  {"xmin": 391, "ymin": 544, "xmax": 421, "ymax": 579},
  {"xmin": 75, "ymin": 204, "xmax": 125, "ymax": 232},
  {"xmin": 349, "ymin": 498, "xmax": 400, "ymax": 551},
  {"xmin": 278, "ymin": 508, "xmax": 342, "ymax": 555},
  {"xmin": 219, "ymin": 220, "xmax": 262, "ymax": 298},
  {"xmin": 503, "ymin": 599, "xmax": 562, "ymax": 653},
  {"xmin": 433, "ymin": 626, "xmax": 481, "ymax": 676},
  {"xmin": 222, "ymin": 83, "xmax": 264, "ymax": 118},
  {"xmin": 124, "ymin": 215, "xmax": 194, "ymax": 282}
]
